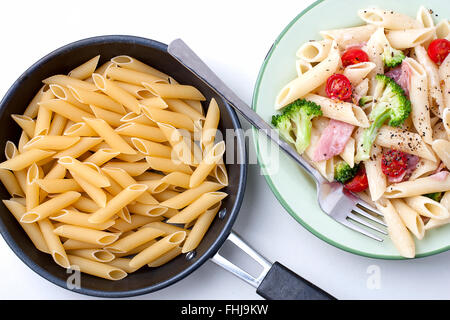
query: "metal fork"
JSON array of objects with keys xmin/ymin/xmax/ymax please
[{"xmin": 168, "ymin": 39, "xmax": 388, "ymax": 241}]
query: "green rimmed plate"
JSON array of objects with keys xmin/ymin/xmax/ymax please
[{"xmin": 252, "ymin": 0, "xmax": 450, "ymax": 259}]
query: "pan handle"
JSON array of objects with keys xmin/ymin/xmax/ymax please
[{"xmin": 210, "ymin": 232, "xmax": 335, "ymax": 300}]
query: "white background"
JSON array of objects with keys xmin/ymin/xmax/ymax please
[{"xmin": 0, "ymin": 0, "xmax": 449, "ymax": 300}]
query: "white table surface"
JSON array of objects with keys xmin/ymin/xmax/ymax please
[{"xmin": 0, "ymin": 0, "xmax": 449, "ymax": 300}]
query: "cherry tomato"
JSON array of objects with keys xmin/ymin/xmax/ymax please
[
  {"xmin": 427, "ymin": 39, "xmax": 450, "ymax": 65},
  {"xmin": 381, "ymin": 149, "xmax": 408, "ymax": 178},
  {"xmin": 325, "ymin": 74, "xmax": 353, "ymax": 101},
  {"xmin": 341, "ymin": 48, "xmax": 370, "ymax": 67},
  {"xmin": 344, "ymin": 165, "xmax": 368, "ymax": 192}
]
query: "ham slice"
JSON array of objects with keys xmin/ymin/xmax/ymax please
[
  {"xmin": 385, "ymin": 62, "xmax": 411, "ymax": 97},
  {"xmin": 313, "ymin": 119, "xmax": 354, "ymax": 162}
]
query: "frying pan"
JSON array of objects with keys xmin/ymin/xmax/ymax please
[{"xmin": 0, "ymin": 35, "xmax": 333, "ymax": 299}]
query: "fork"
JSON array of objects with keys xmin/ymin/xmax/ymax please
[{"xmin": 168, "ymin": 39, "xmax": 388, "ymax": 241}]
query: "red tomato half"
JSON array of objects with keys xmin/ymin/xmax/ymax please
[
  {"xmin": 381, "ymin": 149, "xmax": 408, "ymax": 178},
  {"xmin": 344, "ymin": 165, "xmax": 368, "ymax": 193},
  {"xmin": 427, "ymin": 39, "xmax": 450, "ymax": 65},
  {"xmin": 341, "ymin": 48, "xmax": 369, "ymax": 67},
  {"xmin": 325, "ymin": 74, "xmax": 352, "ymax": 101}
]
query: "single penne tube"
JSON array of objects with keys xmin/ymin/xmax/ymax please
[
  {"xmin": 68, "ymin": 55, "xmax": 100, "ymax": 80},
  {"xmin": 143, "ymin": 82, "xmax": 205, "ymax": 101},
  {"xmin": 405, "ymin": 196, "xmax": 450, "ymax": 220},
  {"xmin": 0, "ymin": 169, "xmax": 24, "ymax": 197},
  {"xmin": 84, "ymin": 148, "xmax": 120, "ymax": 166},
  {"xmin": 436, "ymin": 19, "xmax": 450, "ymax": 39},
  {"xmin": 305, "ymin": 94, "xmax": 369, "ymax": 127},
  {"xmin": 102, "ymin": 161, "xmax": 150, "ymax": 176},
  {"xmin": 83, "ymin": 117, "xmax": 136, "ymax": 155},
  {"xmin": 58, "ymin": 156, "xmax": 110, "ymax": 188},
  {"xmin": 127, "ymin": 203, "xmax": 168, "ymax": 217},
  {"xmin": 20, "ymin": 191, "xmax": 81, "ymax": 223},
  {"xmin": 141, "ymin": 105, "xmax": 195, "ymax": 132},
  {"xmin": 403, "ymin": 58, "xmax": 432, "ymax": 143},
  {"xmin": 211, "ymin": 163, "xmax": 229, "ymax": 186},
  {"xmin": 364, "ymin": 145, "xmax": 386, "ymax": 202},
  {"xmin": 0, "ymin": 149, "xmax": 55, "ymax": 171},
  {"xmin": 48, "ymin": 114, "xmax": 68, "ymax": 136},
  {"xmin": 44, "ymin": 163, "xmax": 66, "ymax": 180},
  {"xmin": 182, "ymin": 201, "xmax": 221, "ymax": 253},
  {"xmin": 147, "ymin": 246, "xmax": 182, "ymax": 267},
  {"xmin": 54, "ymin": 224, "xmax": 120, "ymax": 245},
  {"xmin": 18, "ymin": 132, "xmax": 29, "ymax": 153},
  {"xmin": 431, "ymin": 139, "xmax": 450, "ymax": 169},
  {"xmin": 25, "ymin": 163, "xmax": 42, "ymax": 211},
  {"xmin": 108, "ymin": 258, "xmax": 140, "ymax": 273},
  {"xmin": 11, "ymin": 114, "xmax": 35, "ymax": 138},
  {"xmin": 167, "ymin": 192, "xmax": 227, "ymax": 224},
  {"xmin": 357, "ymin": 7, "xmax": 421, "ymax": 29},
  {"xmin": 201, "ymin": 98, "xmax": 220, "ymax": 149},
  {"xmin": 386, "ymin": 28, "xmax": 435, "ymax": 49},
  {"xmin": 36, "ymin": 178, "xmax": 83, "ymax": 193},
  {"xmin": 440, "ymin": 56, "xmax": 450, "ymax": 111},
  {"xmin": 71, "ymin": 172, "xmax": 107, "ymax": 208},
  {"xmin": 110, "ymin": 55, "xmax": 169, "ymax": 80},
  {"xmin": 50, "ymin": 209, "xmax": 114, "ymax": 230},
  {"xmin": 34, "ymin": 105, "xmax": 53, "ymax": 136},
  {"xmin": 38, "ymin": 99, "xmax": 92, "ymax": 122},
  {"xmin": 90, "ymin": 105, "xmax": 123, "ymax": 128},
  {"xmin": 106, "ymin": 66, "xmax": 161, "ymax": 86},
  {"xmin": 105, "ymin": 227, "xmax": 164, "ymax": 253},
  {"xmin": 320, "ymin": 24, "xmax": 377, "ymax": 49},
  {"xmin": 88, "ymin": 184, "xmax": 149, "ymax": 223},
  {"xmin": 385, "ymin": 171, "xmax": 450, "ymax": 198},
  {"xmin": 67, "ymin": 254, "xmax": 127, "ymax": 280},
  {"xmin": 92, "ymin": 73, "xmax": 141, "ymax": 114},
  {"xmin": 296, "ymin": 39, "xmax": 332, "ymax": 63},
  {"xmin": 161, "ymin": 172, "xmax": 190, "ymax": 189},
  {"xmin": 165, "ymin": 98, "xmax": 205, "ymax": 122},
  {"xmin": 2, "ymin": 200, "xmax": 49, "ymax": 253},
  {"xmin": 157, "ymin": 123, "xmax": 195, "ymax": 165},
  {"xmin": 111, "ymin": 215, "xmax": 163, "ymax": 233},
  {"xmin": 23, "ymin": 135, "xmax": 80, "ymax": 151},
  {"xmin": 129, "ymin": 231, "xmax": 186, "ymax": 269},
  {"xmin": 113, "ymin": 81, "xmax": 155, "ymax": 99},
  {"xmin": 140, "ymin": 221, "xmax": 188, "ymax": 235},
  {"xmin": 67, "ymin": 248, "xmax": 115, "ymax": 263},
  {"xmin": 391, "ymin": 199, "xmax": 425, "ymax": 240},
  {"xmin": 43, "ymin": 74, "xmax": 98, "ymax": 91},
  {"xmin": 115, "ymin": 122, "xmax": 166, "ymax": 142},
  {"xmin": 68, "ymin": 85, "xmax": 125, "ymax": 114},
  {"xmin": 139, "ymin": 96, "xmax": 168, "ymax": 109},
  {"xmin": 375, "ymin": 199, "xmax": 415, "ymax": 258},
  {"xmin": 72, "ymin": 195, "xmax": 100, "ymax": 213},
  {"xmin": 190, "ymin": 141, "xmax": 225, "ymax": 188},
  {"xmin": 424, "ymin": 217, "xmax": 450, "ymax": 230},
  {"xmin": 131, "ymin": 137, "xmax": 172, "ymax": 158},
  {"xmin": 102, "ymin": 167, "xmax": 158, "ymax": 204},
  {"xmin": 343, "ymin": 62, "xmax": 376, "ymax": 87},
  {"xmin": 275, "ymin": 41, "xmax": 339, "ymax": 109},
  {"xmin": 375, "ymin": 126, "xmax": 436, "ymax": 162},
  {"xmin": 113, "ymin": 239, "xmax": 157, "ymax": 258},
  {"xmin": 63, "ymin": 239, "xmax": 103, "ymax": 250},
  {"xmin": 160, "ymin": 181, "xmax": 224, "ymax": 209},
  {"xmin": 153, "ymin": 189, "xmax": 180, "ymax": 203},
  {"xmin": 38, "ymin": 218, "xmax": 71, "ymax": 268},
  {"xmin": 145, "ymin": 156, "xmax": 193, "ymax": 175}
]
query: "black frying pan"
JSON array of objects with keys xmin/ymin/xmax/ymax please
[{"xmin": 0, "ymin": 35, "xmax": 333, "ymax": 299}]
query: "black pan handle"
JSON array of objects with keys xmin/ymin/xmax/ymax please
[{"xmin": 210, "ymin": 232, "xmax": 335, "ymax": 300}]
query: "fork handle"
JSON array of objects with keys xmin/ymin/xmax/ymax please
[
  {"xmin": 167, "ymin": 39, "xmax": 325, "ymax": 183},
  {"xmin": 257, "ymin": 262, "xmax": 336, "ymax": 300}
]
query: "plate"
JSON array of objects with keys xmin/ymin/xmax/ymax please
[{"xmin": 252, "ymin": 0, "xmax": 450, "ymax": 259}]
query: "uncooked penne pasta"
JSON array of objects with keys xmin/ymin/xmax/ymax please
[
  {"xmin": 67, "ymin": 254, "xmax": 127, "ymax": 280},
  {"xmin": 68, "ymin": 55, "xmax": 100, "ymax": 80}
]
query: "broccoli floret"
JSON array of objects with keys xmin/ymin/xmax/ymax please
[
  {"xmin": 358, "ymin": 96, "xmax": 373, "ymax": 107},
  {"xmin": 272, "ymin": 99, "xmax": 322, "ymax": 154},
  {"xmin": 334, "ymin": 161, "xmax": 359, "ymax": 184},
  {"xmin": 355, "ymin": 74, "xmax": 411, "ymax": 162},
  {"xmin": 425, "ymin": 192, "xmax": 443, "ymax": 202},
  {"xmin": 381, "ymin": 45, "xmax": 405, "ymax": 68}
]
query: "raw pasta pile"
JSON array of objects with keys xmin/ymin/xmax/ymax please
[
  {"xmin": 0, "ymin": 55, "xmax": 228, "ymax": 280},
  {"xmin": 272, "ymin": 6, "xmax": 450, "ymax": 258}
]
